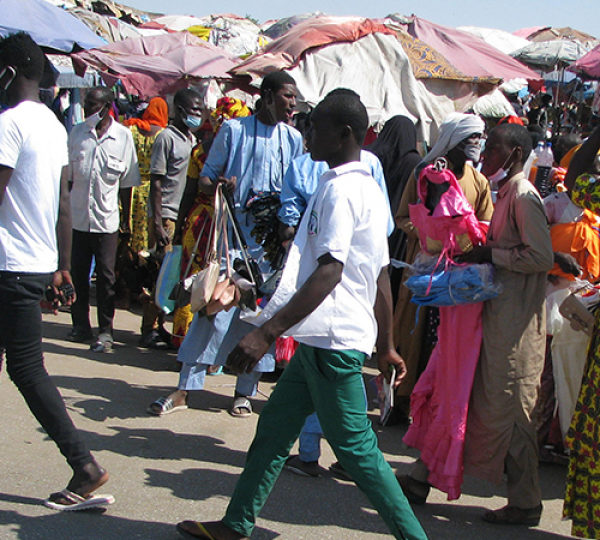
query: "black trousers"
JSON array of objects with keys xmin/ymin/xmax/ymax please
[
  {"xmin": 0, "ymin": 271, "xmax": 92, "ymax": 469},
  {"xmin": 71, "ymin": 230, "xmax": 119, "ymax": 336}
]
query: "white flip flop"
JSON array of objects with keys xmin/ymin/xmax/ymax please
[{"xmin": 44, "ymin": 489, "xmax": 115, "ymax": 511}]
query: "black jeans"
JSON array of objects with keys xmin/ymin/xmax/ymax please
[
  {"xmin": 0, "ymin": 271, "xmax": 92, "ymax": 470},
  {"xmin": 71, "ymin": 230, "xmax": 119, "ymax": 336}
]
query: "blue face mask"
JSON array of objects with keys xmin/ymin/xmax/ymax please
[{"xmin": 182, "ymin": 114, "xmax": 202, "ymax": 130}]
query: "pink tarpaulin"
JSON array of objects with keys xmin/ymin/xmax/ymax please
[
  {"xmin": 569, "ymin": 44, "xmax": 600, "ymax": 79},
  {"xmin": 400, "ymin": 17, "xmax": 541, "ymax": 81},
  {"xmin": 231, "ymin": 15, "xmax": 394, "ymax": 79},
  {"xmin": 72, "ymin": 32, "xmax": 239, "ymax": 97},
  {"xmin": 512, "ymin": 26, "xmax": 548, "ymax": 40}
]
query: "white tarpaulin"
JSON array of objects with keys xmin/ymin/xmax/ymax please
[
  {"xmin": 286, "ymin": 32, "xmax": 464, "ymax": 143},
  {"xmin": 458, "ymin": 26, "xmax": 530, "ymax": 55},
  {"xmin": 473, "ymin": 88, "xmax": 516, "ymax": 118}
]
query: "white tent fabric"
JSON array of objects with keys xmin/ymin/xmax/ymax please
[
  {"xmin": 473, "ymin": 88, "xmax": 516, "ymax": 118},
  {"xmin": 458, "ymin": 26, "xmax": 530, "ymax": 55},
  {"xmin": 286, "ymin": 32, "xmax": 472, "ymax": 143}
]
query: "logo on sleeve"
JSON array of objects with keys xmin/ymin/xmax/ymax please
[{"xmin": 308, "ymin": 210, "xmax": 318, "ymax": 236}]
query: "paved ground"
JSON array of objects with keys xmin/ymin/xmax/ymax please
[{"xmin": 0, "ymin": 307, "xmax": 574, "ymax": 539}]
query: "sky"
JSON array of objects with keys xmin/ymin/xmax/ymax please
[{"xmin": 123, "ymin": 0, "xmax": 598, "ymax": 37}]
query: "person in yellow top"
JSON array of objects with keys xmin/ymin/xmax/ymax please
[{"xmin": 123, "ymin": 97, "xmax": 168, "ymax": 253}]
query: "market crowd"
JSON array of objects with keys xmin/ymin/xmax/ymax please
[{"xmin": 1, "ymin": 30, "xmax": 600, "ymax": 540}]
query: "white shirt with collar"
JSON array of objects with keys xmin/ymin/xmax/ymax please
[
  {"xmin": 68, "ymin": 117, "xmax": 140, "ymax": 233},
  {"xmin": 255, "ymin": 161, "xmax": 390, "ymax": 356}
]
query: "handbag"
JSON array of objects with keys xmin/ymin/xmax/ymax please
[
  {"xmin": 190, "ymin": 187, "xmax": 223, "ymax": 313},
  {"xmin": 154, "ymin": 245, "xmax": 182, "ymax": 315},
  {"xmin": 169, "ymin": 213, "xmax": 210, "ymax": 309},
  {"xmin": 206, "ymin": 218, "xmax": 240, "ymax": 315},
  {"xmin": 559, "ymin": 291, "xmax": 597, "ymax": 336}
]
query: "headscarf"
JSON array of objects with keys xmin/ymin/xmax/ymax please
[
  {"xmin": 123, "ymin": 97, "xmax": 168, "ymax": 132},
  {"xmin": 422, "ymin": 113, "xmax": 485, "ymax": 165},
  {"xmin": 211, "ymin": 97, "xmax": 251, "ymax": 131},
  {"xmin": 498, "ymin": 115, "xmax": 524, "ymax": 126},
  {"xmin": 366, "ymin": 115, "xmax": 421, "ymax": 215}
]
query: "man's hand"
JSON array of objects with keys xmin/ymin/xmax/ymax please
[
  {"xmin": 278, "ymin": 222, "xmax": 296, "ymax": 247},
  {"xmin": 554, "ymin": 251, "xmax": 582, "ymax": 277},
  {"xmin": 377, "ymin": 348, "xmax": 407, "ymax": 388},
  {"xmin": 154, "ymin": 224, "xmax": 171, "ymax": 251},
  {"xmin": 51, "ymin": 270, "xmax": 76, "ymax": 313},
  {"xmin": 456, "ymin": 245, "xmax": 492, "ymax": 264},
  {"xmin": 218, "ymin": 175, "xmax": 237, "ymax": 195},
  {"xmin": 226, "ymin": 326, "xmax": 274, "ymax": 374}
]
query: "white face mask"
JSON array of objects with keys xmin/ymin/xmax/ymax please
[
  {"xmin": 487, "ymin": 148, "xmax": 516, "ymax": 186},
  {"xmin": 84, "ymin": 108, "xmax": 104, "ymax": 129}
]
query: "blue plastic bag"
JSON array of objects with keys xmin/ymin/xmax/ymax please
[
  {"xmin": 154, "ymin": 245, "xmax": 182, "ymax": 314},
  {"xmin": 405, "ymin": 262, "xmax": 502, "ymax": 307}
]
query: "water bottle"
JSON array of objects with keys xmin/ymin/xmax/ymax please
[{"xmin": 535, "ymin": 142, "xmax": 554, "ymax": 198}]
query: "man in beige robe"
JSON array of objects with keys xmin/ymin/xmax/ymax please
[{"xmin": 461, "ymin": 123, "xmax": 554, "ymax": 525}]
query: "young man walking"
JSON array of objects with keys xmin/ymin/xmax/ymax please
[{"xmin": 177, "ymin": 94, "xmax": 427, "ymax": 539}]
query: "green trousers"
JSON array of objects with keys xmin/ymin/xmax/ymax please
[{"xmin": 223, "ymin": 343, "xmax": 428, "ymax": 539}]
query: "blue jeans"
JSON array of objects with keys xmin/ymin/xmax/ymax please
[{"xmin": 178, "ymin": 362, "xmax": 261, "ymax": 396}]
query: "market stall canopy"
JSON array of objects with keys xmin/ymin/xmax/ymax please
[
  {"xmin": 141, "ymin": 13, "xmax": 265, "ymax": 57},
  {"xmin": 0, "ymin": 0, "xmax": 105, "ymax": 52},
  {"xmin": 389, "ymin": 15, "xmax": 541, "ymax": 81},
  {"xmin": 72, "ymin": 31, "xmax": 239, "ymax": 97},
  {"xmin": 231, "ymin": 15, "xmax": 490, "ymax": 143},
  {"xmin": 230, "ymin": 15, "xmax": 396, "ymax": 80},
  {"xmin": 457, "ymin": 26, "xmax": 530, "ymax": 55},
  {"xmin": 527, "ymin": 26, "xmax": 598, "ymax": 49},
  {"xmin": 262, "ymin": 13, "xmax": 323, "ymax": 39},
  {"xmin": 511, "ymin": 40, "xmax": 588, "ymax": 70},
  {"xmin": 569, "ymin": 44, "xmax": 600, "ymax": 79}
]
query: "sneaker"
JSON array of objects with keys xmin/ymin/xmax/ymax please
[
  {"xmin": 139, "ymin": 330, "xmax": 169, "ymax": 349},
  {"xmin": 90, "ymin": 333, "xmax": 113, "ymax": 353},
  {"xmin": 66, "ymin": 327, "xmax": 94, "ymax": 343},
  {"xmin": 284, "ymin": 455, "xmax": 321, "ymax": 477}
]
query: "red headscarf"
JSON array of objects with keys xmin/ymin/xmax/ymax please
[{"xmin": 123, "ymin": 97, "xmax": 168, "ymax": 132}]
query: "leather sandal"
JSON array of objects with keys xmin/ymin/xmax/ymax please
[{"xmin": 396, "ymin": 474, "xmax": 430, "ymax": 505}]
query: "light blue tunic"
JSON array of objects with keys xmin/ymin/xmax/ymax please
[{"xmin": 178, "ymin": 117, "xmax": 303, "ymax": 372}]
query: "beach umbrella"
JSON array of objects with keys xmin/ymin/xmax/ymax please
[
  {"xmin": 0, "ymin": 0, "xmax": 105, "ymax": 52},
  {"xmin": 72, "ymin": 31, "xmax": 240, "ymax": 98}
]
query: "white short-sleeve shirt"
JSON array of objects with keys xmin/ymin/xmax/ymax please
[
  {"xmin": 69, "ymin": 117, "xmax": 140, "ymax": 233},
  {"xmin": 287, "ymin": 162, "xmax": 390, "ymax": 355},
  {"xmin": 0, "ymin": 101, "xmax": 68, "ymax": 273}
]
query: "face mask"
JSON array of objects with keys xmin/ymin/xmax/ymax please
[
  {"xmin": 462, "ymin": 142, "xmax": 481, "ymax": 164},
  {"xmin": 487, "ymin": 148, "xmax": 516, "ymax": 186},
  {"xmin": 183, "ymin": 114, "xmax": 202, "ymax": 130},
  {"xmin": 84, "ymin": 108, "xmax": 104, "ymax": 129}
]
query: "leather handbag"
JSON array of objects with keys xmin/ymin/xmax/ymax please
[{"xmin": 190, "ymin": 187, "xmax": 223, "ymax": 313}]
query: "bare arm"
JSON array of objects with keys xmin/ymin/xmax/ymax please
[
  {"xmin": 227, "ymin": 253, "xmax": 343, "ymax": 373},
  {"xmin": 0, "ymin": 164, "xmax": 12, "ymax": 205},
  {"xmin": 374, "ymin": 267, "xmax": 407, "ymax": 385},
  {"xmin": 119, "ymin": 187, "xmax": 132, "ymax": 234},
  {"xmin": 174, "ymin": 175, "xmax": 199, "ymax": 243},
  {"xmin": 565, "ymin": 125, "xmax": 600, "ymax": 191},
  {"xmin": 53, "ymin": 166, "xmax": 75, "ymax": 305},
  {"xmin": 150, "ymin": 173, "xmax": 169, "ymax": 248}
]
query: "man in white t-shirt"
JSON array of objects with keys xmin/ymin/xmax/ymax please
[
  {"xmin": 0, "ymin": 32, "xmax": 110, "ymax": 510},
  {"xmin": 177, "ymin": 96, "xmax": 427, "ymax": 539}
]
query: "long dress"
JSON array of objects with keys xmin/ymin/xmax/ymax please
[
  {"xmin": 563, "ymin": 172, "xmax": 600, "ymax": 539},
  {"xmin": 393, "ymin": 165, "xmax": 494, "ymax": 409},
  {"xmin": 128, "ymin": 125, "xmax": 161, "ymax": 253}
]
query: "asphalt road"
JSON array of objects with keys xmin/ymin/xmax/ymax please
[{"xmin": 0, "ymin": 307, "xmax": 574, "ymax": 539}]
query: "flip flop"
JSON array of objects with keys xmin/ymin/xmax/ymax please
[
  {"xmin": 482, "ymin": 504, "xmax": 542, "ymax": 526},
  {"xmin": 44, "ymin": 489, "xmax": 115, "ymax": 511},
  {"xmin": 228, "ymin": 396, "xmax": 252, "ymax": 418},
  {"xmin": 147, "ymin": 396, "xmax": 188, "ymax": 416},
  {"xmin": 176, "ymin": 521, "xmax": 216, "ymax": 539}
]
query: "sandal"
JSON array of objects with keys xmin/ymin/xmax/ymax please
[
  {"xmin": 229, "ymin": 396, "xmax": 252, "ymax": 418},
  {"xmin": 44, "ymin": 489, "xmax": 114, "ymax": 511},
  {"xmin": 482, "ymin": 504, "xmax": 543, "ymax": 526},
  {"xmin": 148, "ymin": 396, "xmax": 188, "ymax": 416},
  {"xmin": 176, "ymin": 521, "xmax": 216, "ymax": 539}
]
